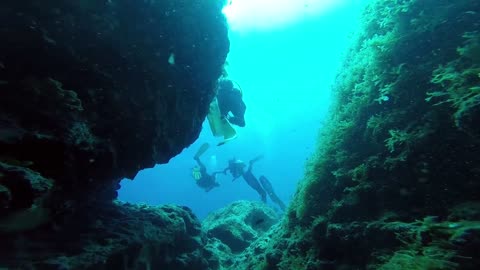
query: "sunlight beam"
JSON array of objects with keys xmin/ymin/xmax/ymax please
[{"xmin": 223, "ymin": 0, "xmax": 347, "ymax": 31}]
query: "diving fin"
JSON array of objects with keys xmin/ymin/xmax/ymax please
[
  {"xmin": 194, "ymin": 143, "xmax": 210, "ymax": 159},
  {"xmin": 207, "ymin": 98, "xmax": 237, "ymax": 145},
  {"xmin": 217, "ymin": 119, "xmax": 237, "ymax": 146},
  {"xmin": 259, "ymin": 176, "xmax": 286, "ymax": 211},
  {"xmin": 207, "ymin": 99, "xmax": 223, "ymax": 137}
]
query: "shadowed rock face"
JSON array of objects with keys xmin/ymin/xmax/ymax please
[
  {"xmin": 0, "ymin": 0, "xmax": 229, "ymax": 268},
  {"xmin": 0, "ymin": 0, "xmax": 228, "ymax": 219},
  {"xmin": 2, "ymin": 201, "xmax": 219, "ymax": 269},
  {"xmin": 203, "ymin": 201, "xmax": 279, "ymax": 254}
]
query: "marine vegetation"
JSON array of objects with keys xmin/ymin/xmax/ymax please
[
  {"xmin": 427, "ymin": 31, "xmax": 480, "ymax": 131},
  {"xmin": 233, "ymin": 0, "xmax": 480, "ymax": 269}
]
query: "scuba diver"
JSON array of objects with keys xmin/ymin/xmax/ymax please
[
  {"xmin": 206, "ymin": 78, "xmax": 246, "ymax": 145},
  {"xmin": 192, "ymin": 143, "xmax": 221, "ymax": 192},
  {"xmin": 223, "ymin": 155, "xmax": 286, "ymax": 211},
  {"xmin": 216, "ymin": 79, "xmax": 246, "ymax": 127}
]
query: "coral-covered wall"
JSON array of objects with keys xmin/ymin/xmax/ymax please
[
  {"xmin": 0, "ymin": 0, "xmax": 228, "ymax": 216},
  {"xmin": 235, "ymin": 0, "xmax": 480, "ymax": 269},
  {"xmin": 0, "ymin": 0, "xmax": 229, "ymax": 268}
]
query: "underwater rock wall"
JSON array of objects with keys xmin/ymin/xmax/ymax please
[
  {"xmin": 236, "ymin": 0, "xmax": 480, "ymax": 269},
  {"xmin": 3, "ymin": 202, "xmax": 218, "ymax": 269},
  {"xmin": 203, "ymin": 201, "xmax": 279, "ymax": 253},
  {"xmin": 0, "ymin": 0, "xmax": 229, "ymax": 268},
  {"xmin": 202, "ymin": 200, "xmax": 280, "ymax": 269}
]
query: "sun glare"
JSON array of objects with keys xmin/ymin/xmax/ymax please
[{"xmin": 222, "ymin": 0, "xmax": 347, "ymax": 31}]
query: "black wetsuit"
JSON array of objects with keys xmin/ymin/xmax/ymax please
[
  {"xmin": 195, "ymin": 158, "xmax": 219, "ymax": 192},
  {"xmin": 259, "ymin": 176, "xmax": 286, "ymax": 211},
  {"xmin": 217, "ymin": 82, "xmax": 246, "ymax": 127},
  {"xmin": 226, "ymin": 157, "xmax": 284, "ymax": 209},
  {"xmin": 242, "ymin": 169, "xmax": 267, "ymax": 203}
]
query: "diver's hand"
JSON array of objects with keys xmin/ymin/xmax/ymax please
[{"xmin": 193, "ymin": 171, "xmax": 202, "ymax": 180}]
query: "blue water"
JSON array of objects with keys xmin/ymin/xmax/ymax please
[{"xmin": 119, "ymin": 1, "xmax": 365, "ymax": 220}]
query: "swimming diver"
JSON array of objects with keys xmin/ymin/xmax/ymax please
[
  {"xmin": 206, "ymin": 79, "xmax": 245, "ymax": 146},
  {"xmin": 192, "ymin": 143, "xmax": 221, "ymax": 192},
  {"xmin": 223, "ymin": 155, "xmax": 286, "ymax": 210}
]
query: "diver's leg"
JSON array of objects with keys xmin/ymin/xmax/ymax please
[
  {"xmin": 261, "ymin": 190, "xmax": 267, "ymax": 203},
  {"xmin": 260, "ymin": 176, "xmax": 286, "ymax": 210},
  {"xmin": 270, "ymin": 193, "xmax": 286, "ymax": 210},
  {"xmin": 243, "ymin": 172, "xmax": 267, "ymax": 203}
]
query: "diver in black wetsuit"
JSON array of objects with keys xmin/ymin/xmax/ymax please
[
  {"xmin": 193, "ymin": 156, "xmax": 220, "ymax": 192},
  {"xmin": 223, "ymin": 155, "xmax": 286, "ymax": 210},
  {"xmin": 216, "ymin": 79, "xmax": 246, "ymax": 127},
  {"xmin": 192, "ymin": 143, "xmax": 221, "ymax": 192}
]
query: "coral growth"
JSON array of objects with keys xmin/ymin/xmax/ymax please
[
  {"xmin": 233, "ymin": 0, "xmax": 480, "ymax": 269},
  {"xmin": 427, "ymin": 32, "xmax": 480, "ymax": 129}
]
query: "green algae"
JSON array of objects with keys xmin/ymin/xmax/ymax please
[
  {"xmin": 377, "ymin": 247, "xmax": 458, "ymax": 270},
  {"xmin": 266, "ymin": 0, "xmax": 480, "ymax": 269},
  {"xmin": 225, "ymin": 1, "xmax": 480, "ymax": 269},
  {"xmin": 426, "ymin": 32, "xmax": 480, "ymax": 129}
]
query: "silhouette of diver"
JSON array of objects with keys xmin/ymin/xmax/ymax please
[
  {"xmin": 223, "ymin": 155, "xmax": 286, "ymax": 211},
  {"xmin": 192, "ymin": 143, "xmax": 221, "ymax": 192},
  {"xmin": 216, "ymin": 79, "xmax": 246, "ymax": 127}
]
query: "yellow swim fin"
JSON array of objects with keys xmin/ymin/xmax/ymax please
[
  {"xmin": 217, "ymin": 122, "xmax": 237, "ymax": 146},
  {"xmin": 207, "ymin": 98, "xmax": 237, "ymax": 145},
  {"xmin": 207, "ymin": 98, "xmax": 223, "ymax": 137}
]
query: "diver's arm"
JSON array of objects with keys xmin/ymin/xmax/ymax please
[
  {"xmin": 194, "ymin": 157, "xmax": 206, "ymax": 171},
  {"xmin": 247, "ymin": 154, "xmax": 264, "ymax": 172},
  {"xmin": 228, "ymin": 115, "xmax": 245, "ymax": 127}
]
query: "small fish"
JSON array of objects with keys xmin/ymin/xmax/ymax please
[{"xmin": 168, "ymin": 53, "xmax": 175, "ymax": 65}]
